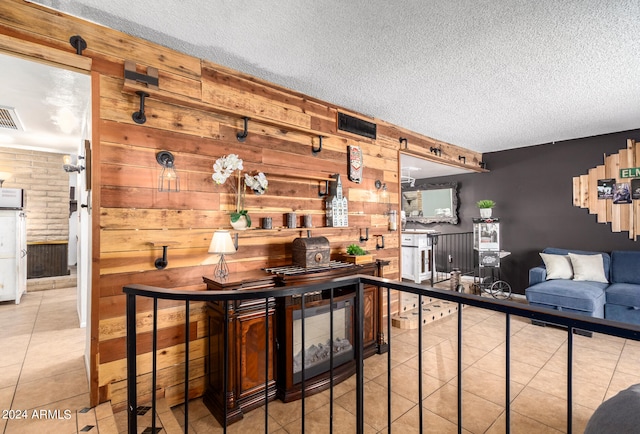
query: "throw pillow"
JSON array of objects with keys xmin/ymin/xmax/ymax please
[
  {"xmin": 568, "ymin": 253, "xmax": 608, "ymax": 283},
  {"xmin": 540, "ymin": 253, "xmax": 573, "ymax": 280}
]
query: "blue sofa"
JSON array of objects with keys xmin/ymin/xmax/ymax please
[{"xmin": 525, "ymin": 248, "xmax": 640, "ymax": 325}]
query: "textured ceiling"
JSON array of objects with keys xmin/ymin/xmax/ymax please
[{"xmin": 30, "ymin": 1, "xmax": 640, "ymax": 153}]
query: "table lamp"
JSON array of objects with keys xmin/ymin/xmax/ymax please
[{"xmin": 208, "ymin": 230, "xmax": 237, "ymax": 279}]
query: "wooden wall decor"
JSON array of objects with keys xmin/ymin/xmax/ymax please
[
  {"xmin": 0, "ymin": 0, "xmax": 486, "ymax": 412},
  {"xmin": 573, "ymin": 139, "xmax": 639, "ymax": 240}
]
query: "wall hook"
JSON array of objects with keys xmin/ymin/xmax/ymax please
[
  {"xmin": 479, "ymin": 161, "xmax": 486, "ymax": 169},
  {"xmin": 375, "ymin": 235, "xmax": 385, "ymax": 250},
  {"xmin": 458, "ymin": 155, "xmax": 466, "ymax": 164},
  {"xmin": 155, "ymin": 245, "xmax": 169, "ymax": 270},
  {"xmin": 312, "ymin": 135, "xmax": 324, "ymax": 154},
  {"xmin": 132, "ymin": 91, "xmax": 150, "ymax": 124},
  {"xmin": 399, "ymin": 137, "xmax": 408, "ymax": 149},
  {"xmin": 318, "ymin": 180, "xmax": 329, "ymax": 197},
  {"xmin": 360, "ymin": 228, "xmax": 369, "ymax": 242},
  {"xmin": 69, "ymin": 35, "xmax": 87, "ymax": 55},
  {"xmin": 429, "ymin": 146, "xmax": 442, "ymax": 157},
  {"xmin": 237, "ymin": 117, "xmax": 250, "ymax": 142}
]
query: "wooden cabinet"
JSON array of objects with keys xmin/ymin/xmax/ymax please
[
  {"xmin": 202, "ymin": 272, "xmax": 276, "ymax": 425},
  {"xmin": 202, "ymin": 261, "xmax": 386, "ymax": 425},
  {"xmin": 401, "ymin": 232, "xmax": 434, "ymax": 283}
]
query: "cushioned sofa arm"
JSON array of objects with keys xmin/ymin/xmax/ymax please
[{"xmin": 529, "ymin": 266, "xmax": 547, "ymax": 286}]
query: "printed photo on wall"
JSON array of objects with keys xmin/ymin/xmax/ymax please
[
  {"xmin": 613, "ymin": 182, "xmax": 632, "ymax": 204},
  {"xmin": 597, "ymin": 178, "xmax": 615, "ymax": 199},
  {"xmin": 632, "ymin": 179, "xmax": 640, "ymax": 200}
]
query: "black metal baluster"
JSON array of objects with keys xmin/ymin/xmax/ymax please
[
  {"xmin": 329, "ymin": 288, "xmax": 334, "ymax": 433},
  {"xmin": 301, "ymin": 293, "xmax": 306, "ymax": 434},
  {"xmin": 184, "ymin": 301, "xmax": 190, "ymax": 431},
  {"xmin": 386, "ymin": 284, "xmax": 392, "ymax": 428},
  {"xmin": 356, "ymin": 281, "xmax": 365, "ymax": 434},
  {"xmin": 457, "ymin": 303, "xmax": 463, "ymax": 434},
  {"xmin": 152, "ymin": 298, "xmax": 158, "ymax": 433},
  {"xmin": 126, "ymin": 293, "xmax": 137, "ymax": 434},
  {"xmin": 567, "ymin": 327, "xmax": 573, "ymax": 434},
  {"xmin": 265, "ymin": 296, "xmax": 269, "ymax": 432},
  {"xmin": 223, "ymin": 301, "xmax": 229, "ymax": 434},
  {"xmin": 505, "ymin": 313, "xmax": 511, "ymax": 434},
  {"xmin": 418, "ymin": 293, "xmax": 423, "ymax": 432}
]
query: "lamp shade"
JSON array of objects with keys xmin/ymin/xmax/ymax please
[{"xmin": 208, "ymin": 230, "xmax": 237, "ymax": 255}]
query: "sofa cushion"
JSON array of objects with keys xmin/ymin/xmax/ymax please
[
  {"xmin": 525, "ymin": 279, "xmax": 608, "ymax": 313},
  {"xmin": 611, "ymin": 251, "xmax": 640, "ymax": 285},
  {"xmin": 605, "ymin": 283, "xmax": 640, "ymax": 308},
  {"xmin": 568, "ymin": 253, "xmax": 608, "ymax": 283},
  {"xmin": 542, "ymin": 248, "xmax": 610, "ymax": 281},
  {"xmin": 540, "ymin": 252, "xmax": 573, "ymax": 280}
]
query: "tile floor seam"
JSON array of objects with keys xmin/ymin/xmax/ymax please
[{"xmin": 4, "ymin": 292, "xmax": 43, "ymax": 434}]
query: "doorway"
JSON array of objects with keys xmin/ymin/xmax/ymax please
[{"xmin": 0, "ymin": 51, "xmax": 92, "ymax": 373}]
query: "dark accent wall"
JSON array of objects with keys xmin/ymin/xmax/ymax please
[{"xmin": 407, "ymin": 129, "xmax": 640, "ymax": 294}]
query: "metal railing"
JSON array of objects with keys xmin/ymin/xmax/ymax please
[
  {"xmin": 124, "ymin": 276, "xmax": 640, "ymax": 434},
  {"xmin": 429, "ymin": 231, "xmax": 474, "ymax": 285}
]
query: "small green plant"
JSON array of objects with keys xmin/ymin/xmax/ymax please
[
  {"xmin": 476, "ymin": 199, "xmax": 495, "ymax": 209},
  {"xmin": 346, "ymin": 244, "xmax": 367, "ymax": 255},
  {"xmin": 230, "ymin": 209, "xmax": 251, "ymax": 227}
]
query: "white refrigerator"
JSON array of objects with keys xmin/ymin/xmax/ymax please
[{"xmin": 0, "ymin": 209, "xmax": 27, "ymax": 303}]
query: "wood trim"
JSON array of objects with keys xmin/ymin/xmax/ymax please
[
  {"xmin": 0, "ymin": 33, "xmax": 91, "ymax": 72},
  {"xmin": 89, "ymin": 70, "xmax": 101, "ymax": 407}
]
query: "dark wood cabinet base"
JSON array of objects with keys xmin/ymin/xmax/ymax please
[{"xmin": 202, "ymin": 261, "xmax": 387, "ymax": 426}]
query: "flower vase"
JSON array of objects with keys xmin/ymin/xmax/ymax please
[
  {"xmin": 230, "ymin": 214, "xmax": 249, "ymax": 230},
  {"xmin": 479, "ymin": 208, "xmax": 492, "ymax": 219}
]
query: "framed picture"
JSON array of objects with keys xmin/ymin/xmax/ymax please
[
  {"xmin": 613, "ymin": 182, "xmax": 632, "ymax": 204},
  {"xmin": 632, "ymin": 179, "xmax": 640, "ymax": 200},
  {"xmin": 597, "ymin": 178, "xmax": 615, "ymax": 199}
]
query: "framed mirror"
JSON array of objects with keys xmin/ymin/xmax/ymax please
[{"xmin": 402, "ymin": 181, "xmax": 459, "ymax": 224}]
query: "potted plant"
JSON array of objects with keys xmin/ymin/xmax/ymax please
[
  {"xmin": 212, "ymin": 154, "xmax": 268, "ymax": 229},
  {"xmin": 343, "ymin": 244, "xmax": 373, "ymax": 264},
  {"xmin": 476, "ymin": 199, "xmax": 495, "ymax": 218}
]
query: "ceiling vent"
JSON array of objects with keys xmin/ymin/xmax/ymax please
[
  {"xmin": 0, "ymin": 106, "xmax": 23, "ymax": 131},
  {"xmin": 337, "ymin": 112, "xmax": 376, "ymax": 139}
]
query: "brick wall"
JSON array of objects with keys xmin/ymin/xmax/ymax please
[{"xmin": 0, "ymin": 146, "xmax": 70, "ymax": 241}]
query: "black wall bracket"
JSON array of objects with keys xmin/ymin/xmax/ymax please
[
  {"xmin": 155, "ymin": 245, "xmax": 169, "ymax": 270},
  {"xmin": 399, "ymin": 137, "xmax": 408, "ymax": 149},
  {"xmin": 132, "ymin": 91, "xmax": 150, "ymax": 124},
  {"xmin": 360, "ymin": 228, "xmax": 369, "ymax": 242},
  {"xmin": 430, "ymin": 146, "xmax": 442, "ymax": 157},
  {"xmin": 312, "ymin": 136, "xmax": 324, "ymax": 154},
  {"xmin": 237, "ymin": 117, "xmax": 250, "ymax": 142},
  {"xmin": 458, "ymin": 155, "xmax": 466, "ymax": 164},
  {"xmin": 376, "ymin": 235, "xmax": 385, "ymax": 250},
  {"xmin": 69, "ymin": 35, "xmax": 87, "ymax": 55}
]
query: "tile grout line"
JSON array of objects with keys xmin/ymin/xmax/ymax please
[{"xmin": 4, "ymin": 293, "xmax": 44, "ymax": 434}]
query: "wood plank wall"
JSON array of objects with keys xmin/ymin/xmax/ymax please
[
  {"xmin": 0, "ymin": 0, "xmax": 485, "ymax": 410},
  {"xmin": 573, "ymin": 139, "xmax": 639, "ymax": 240}
]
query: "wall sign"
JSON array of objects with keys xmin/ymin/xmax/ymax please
[
  {"xmin": 620, "ymin": 167, "xmax": 640, "ymax": 178},
  {"xmin": 348, "ymin": 145, "xmax": 363, "ymax": 183}
]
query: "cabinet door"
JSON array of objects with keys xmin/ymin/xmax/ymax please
[
  {"xmin": 401, "ymin": 247, "xmax": 414, "ymax": 280},
  {"xmin": 363, "ymin": 285, "xmax": 377, "ymax": 351},
  {"xmin": 237, "ymin": 310, "xmax": 275, "ymax": 398}
]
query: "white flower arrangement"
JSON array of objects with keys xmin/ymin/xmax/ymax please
[
  {"xmin": 245, "ymin": 172, "xmax": 268, "ymax": 195},
  {"xmin": 212, "ymin": 154, "xmax": 268, "ymax": 221}
]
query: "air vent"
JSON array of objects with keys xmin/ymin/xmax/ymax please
[
  {"xmin": 0, "ymin": 106, "xmax": 23, "ymax": 131},
  {"xmin": 337, "ymin": 112, "xmax": 376, "ymax": 139}
]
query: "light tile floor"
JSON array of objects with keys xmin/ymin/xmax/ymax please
[
  {"xmin": 0, "ymin": 286, "xmax": 91, "ymax": 434},
  {"xmin": 172, "ymin": 303, "xmax": 640, "ymax": 434},
  {"xmin": 4, "ymin": 286, "xmax": 640, "ymax": 433}
]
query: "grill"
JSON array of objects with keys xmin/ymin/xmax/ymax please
[{"xmin": 264, "ymin": 261, "xmax": 355, "ymax": 276}]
